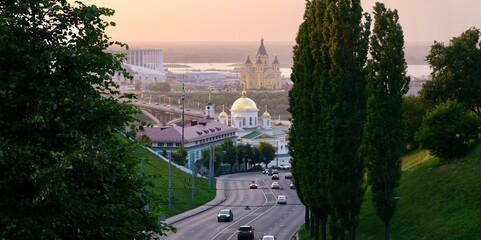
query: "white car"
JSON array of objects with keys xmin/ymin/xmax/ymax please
[
  {"xmin": 271, "ymin": 182, "xmax": 280, "ymax": 189},
  {"xmin": 260, "ymin": 235, "xmax": 277, "ymax": 240},
  {"xmin": 279, "ymin": 164, "xmax": 291, "ymax": 170},
  {"xmin": 277, "ymin": 195, "xmax": 287, "ymax": 204}
]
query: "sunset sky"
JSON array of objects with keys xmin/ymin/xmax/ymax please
[{"xmin": 82, "ymin": 0, "xmax": 481, "ymax": 44}]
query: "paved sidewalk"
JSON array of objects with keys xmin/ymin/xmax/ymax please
[{"xmin": 165, "ymin": 178, "xmax": 226, "ymax": 225}]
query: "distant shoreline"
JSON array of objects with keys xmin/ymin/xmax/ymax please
[{"xmin": 119, "ymin": 41, "xmax": 430, "ymax": 66}]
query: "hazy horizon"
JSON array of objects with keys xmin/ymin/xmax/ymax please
[{"xmin": 122, "ymin": 41, "xmax": 431, "ymax": 66}]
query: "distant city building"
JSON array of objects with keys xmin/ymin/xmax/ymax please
[
  {"xmin": 109, "ymin": 49, "xmax": 167, "ymax": 89},
  {"xmin": 240, "ymin": 38, "xmax": 282, "ymax": 90},
  {"xmin": 123, "ymin": 49, "xmax": 165, "ymax": 72}
]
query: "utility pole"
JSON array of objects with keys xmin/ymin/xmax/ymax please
[
  {"xmin": 181, "ymin": 83, "xmax": 185, "ymax": 148},
  {"xmin": 168, "ymin": 151, "xmax": 172, "ymax": 210},
  {"xmin": 208, "ymin": 145, "xmax": 213, "ymax": 191},
  {"xmin": 181, "ymin": 84, "xmax": 194, "ymax": 203}
]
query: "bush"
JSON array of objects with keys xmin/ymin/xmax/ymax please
[{"xmin": 415, "ymin": 100, "xmax": 481, "ymax": 159}]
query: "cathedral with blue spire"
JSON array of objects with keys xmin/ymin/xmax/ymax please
[{"xmin": 240, "ymin": 38, "xmax": 282, "ymax": 90}]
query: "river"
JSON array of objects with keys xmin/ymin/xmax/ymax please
[{"xmin": 166, "ymin": 63, "xmax": 431, "ymax": 79}]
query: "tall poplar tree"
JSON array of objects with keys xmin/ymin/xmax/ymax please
[
  {"xmin": 290, "ymin": 1, "xmax": 371, "ymax": 239},
  {"xmin": 289, "ymin": 0, "xmax": 317, "ymax": 237},
  {"xmin": 363, "ymin": 3, "xmax": 409, "ymax": 240},
  {"xmin": 308, "ymin": 0, "xmax": 331, "ymax": 239},
  {"xmin": 322, "ymin": 0, "xmax": 371, "ymax": 239}
]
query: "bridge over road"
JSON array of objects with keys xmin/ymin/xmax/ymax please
[{"xmin": 131, "ymin": 101, "xmax": 205, "ymax": 126}]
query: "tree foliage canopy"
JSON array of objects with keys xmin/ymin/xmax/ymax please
[
  {"xmin": 172, "ymin": 145, "xmax": 188, "ymax": 166},
  {"xmin": 420, "ymin": 27, "xmax": 481, "ymax": 116},
  {"xmin": 0, "ymin": 1, "xmax": 172, "ymax": 238},
  {"xmin": 257, "ymin": 141, "xmax": 276, "ymax": 167},
  {"xmin": 402, "ymin": 96, "xmax": 428, "ymax": 151}
]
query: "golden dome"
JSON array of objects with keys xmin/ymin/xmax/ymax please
[
  {"xmin": 261, "ymin": 104, "xmax": 270, "ymax": 117},
  {"xmin": 231, "ymin": 90, "xmax": 258, "ymax": 111},
  {"xmin": 219, "ymin": 111, "xmax": 228, "ymax": 118},
  {"xmin": 218, "ymin": 104, "xmax": 228, "ymax": 118},
  {"xmin": 234, "ymin": 113, "xmax": 242, "ymax": 119}
]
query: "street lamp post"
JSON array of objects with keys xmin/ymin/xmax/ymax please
[{"xmin": 276, "ymin": 141, "xmax": 279, "ymax": 168}]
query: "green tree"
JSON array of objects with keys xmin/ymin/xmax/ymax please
[
  {"xmin": 420, "ymin": 27, "xmax": 481, "ymax": 116},
  {"xmin": 415, "ymin": 100, "xmax": 481, "ymax": 160},
  {"xmin": 161, "ymin": 148, "xmax": 168, "ymax": 157},
  {"xmin": 0, "ymin": 1, "xmax": 172, "ymax": 239},
  {"xmin": 363, "ymin": 3, "xmax": 410, "ymax": 240},
  {"xmin": 258, "ymin": 142, "xmax": 276, "ymax": 167},
  {"xmin": 402, "ymin": 96, "xmax": 427, "ymax": 151},
  {"xmin": 200, "ymin": 148, "xmax": 211, "ymax": 169},
  {"xmin": 236, "ymin": 144, "xmax": 246, "ymax": 170},
  {"xmin": 138, "ymin": 134, "xmax": 153, "ymax": 147},
  {"xmin": 172, "ymin": 145, "xmax": 188, "ymax": 166},
  {"xmin": 244, "ymin": 143, "xmax": 254, "ymax": 169},
  {"xmin": 321, "ymin": 1, "xmax": 371, "ymax": 239},
  {"xmin": 219, "ymin": 139, "xmax": 237, "ymax": 172},
  {"xmin": 289, "ymin": 1, "xmax": 331, "ymax": 239},
  {"xmin": 251, "ymin": 147, "xmax": 261, "ymax": 166}
]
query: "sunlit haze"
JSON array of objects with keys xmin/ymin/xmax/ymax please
[{"xmin": 80, "ymin": 0, "xmax": 481, "ymax": 44}]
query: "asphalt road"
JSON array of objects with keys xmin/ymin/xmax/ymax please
[{"xmin": 162, "ymin": 171, "xmax": 305, "ymax": 240}]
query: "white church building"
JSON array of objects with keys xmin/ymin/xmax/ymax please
[{"xmin": 216, "ymin": 87, "xmax": 290, "ymax": 168}]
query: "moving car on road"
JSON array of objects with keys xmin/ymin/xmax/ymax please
[
  {"xmin": 260, "ymin": 235, "xmax": 277, "ymax": 240},
  {"xmin": 249, "ymin": 181, "xmax": 258, "ymax": 189},
  {"xmin": 217, "ymin": 209, "xmax": 233, "ymax": 222},
  {"xmin": 237, "ymin": 225, "xmax": 255, "ymax": 240},
  {"xmin": 271, "ymin": 174, "xmax": 279, "ymax": 180},
  {"xmin": 271, "ymin": 182, "xmax": 280, "ymax": 189},
  {"xmin": 284, "ymin": 173, "xmax": 292, "ymax": 179},
  {"xmin": 277, "ymin": 195, "xmax": 287, "ymax": 204}
]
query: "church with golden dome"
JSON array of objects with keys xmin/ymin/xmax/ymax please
[
  {"xmin": 217, "ymin": 86, "xmax": 289, "ymax": 167},
  {"xmin": 240, "ymin": 38, "xmax": 282, "ymax": 90},
  {"xmin": 136, "ymin": 87, "xmax": 290, "ymax": 172}
]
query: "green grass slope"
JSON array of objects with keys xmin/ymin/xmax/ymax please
[
  {"xmin": 358, "ymin": 144, "xmax": 481, "ymax": 239},
  {"xmin": 133, "ymin": 145, "xmax": 216, "ymax": 218}
]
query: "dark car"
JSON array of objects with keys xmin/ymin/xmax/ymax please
[
  {"xmin": 284, "ymin": 173, "xmax": 292, "ymax": 179},
  {"xmin": 237, "ymin": 225, "xmax": 255, "ymax": 240},
  {"xmin": 217, "ymin": 209, "xmax": 233, "ymax": 222}
]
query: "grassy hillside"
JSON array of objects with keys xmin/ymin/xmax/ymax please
[
  {"xmin": 358, "ymin": 144, "xmax": 481, "ymax": 239},
  {"xmin": 133, "ymin": 145, "xmax": 215, "ymax": 218},
  {"xmin": 296, "ymin": 146, "xmax": 481, "ymax": 239}
]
